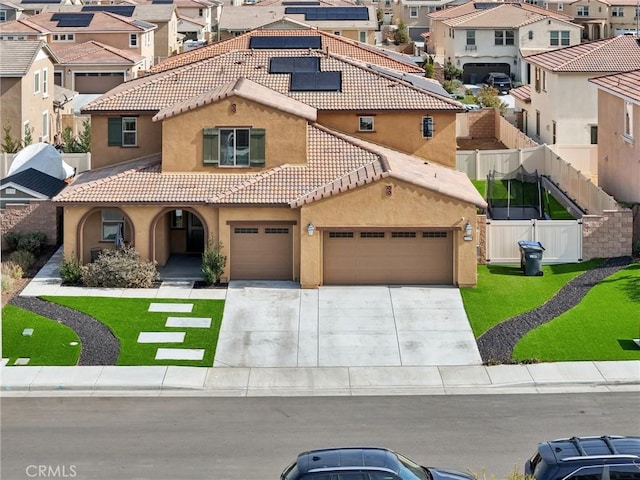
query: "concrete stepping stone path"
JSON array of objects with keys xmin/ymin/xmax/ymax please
[
  {"xmin": 165, "ymin": 317, "xmax": 212, "ymax": 328},
  {"xmin": 155, "ymin": 348, "xmax": 205, "ymax": 360},
  {"xmin": 148, "ymin": 303, "xmax": 193, "ymax": 313},
  {"xmin": 137, "ymin": 332, "xmax": 185, "ymax": 343}
]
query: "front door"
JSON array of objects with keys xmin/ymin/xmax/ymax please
[{"xmin": 187, "ymin": 212, "xmax": 205, "ymax": 253}]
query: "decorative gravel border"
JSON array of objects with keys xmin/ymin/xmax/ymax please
[
  {"xmin": 477, "ymin": 256, "xmax": 634, "ymax": 364},
  {"xmin": 10, "ymin": 296, "xmax": 120, "ymax": 366}
]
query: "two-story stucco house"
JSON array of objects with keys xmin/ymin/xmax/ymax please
[
  {"xmin": 0, "ymin": 40, "xmax": 58, "ymax": 145},
  {"xmin": 0, "ymin": 0, "xmax": 23, "ymax": 22},
  {"xmin": 589, "ymin": 69, "xmax": 640, "ymax": 231},
  {"xmin": 54, "ymin": 32, "xmax": 488, "ymax": 288},
  {"xmin": 512, "ymin": 35, "xmax": 640, "ymax": 146},
  {"xmin": 427, "ymin": 1, "xmax": 581, "ymax": 83},
  {"xmin": 174, "ymin": 0, "xmax": 220, "ymax": 43}
]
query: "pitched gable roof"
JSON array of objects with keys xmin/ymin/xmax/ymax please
[
  {"xmin": 442, "ymin": 3, "xmax": 577, "ymax": 28},
  {"xmin": 589, "ymin": 68, "xmax": 640, "ymax": 103},
  {"xmin": 0, "ymin": 17, "xmax": 50, "ymax": 35},
  {"xmin": 526, "ymin": 35, "xmax": 640, "ymax": 72},
  {"xmin": 0, "ymin": 40, "xmax": 58, "ymax": 77},
  {"xmin": 1, "ymin": 167, "xmax": 68, "ymax": 198},
  {"xmin": 153, "ymin": 77, "xmax": 317, "ymax": 122},
  {"xmin": 18, "ymin": 10, "xmax": 156, "ymax": 34},
  {"xmin": 83, "ymin": 49, "xmax": 462, "ymax": 113},
  {"xmin": 53, "ymin": 40, "xmax": 144, "ymax": 65},
  {"xmin": 429, "ymin": 0, "xmax": 574, "ymax": 21},
  {"xmin": 149, "ymin": 28, "xmax": 424, "ymax": 75}
]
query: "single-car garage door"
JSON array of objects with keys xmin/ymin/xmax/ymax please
[
  {"xmin": 231, "ymin": 225, "xmax": 293, "ymax": 280},
  {"xmin": 323, "ymin": 230, "xmax": 453, "ymax": 285}
]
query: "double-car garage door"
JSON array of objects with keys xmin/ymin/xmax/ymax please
[{"xmin": 323, "ymin": 230, "xmax": 453, "ymax": 285}]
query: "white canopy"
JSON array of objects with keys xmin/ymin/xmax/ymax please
[{"xmin": 7, "ymin": 143, "xmax": 75, "ymax": 180}]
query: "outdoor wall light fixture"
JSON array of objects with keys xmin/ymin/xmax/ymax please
[
  {"xmin": 463, "ymin": 220, "xmax": 473, "ymax": 241},
  {"xmin": 307, "ymin": 222, "xmax": 315, "ymax": 236}
]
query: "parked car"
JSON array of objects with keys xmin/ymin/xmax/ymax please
[
  {"xmin": 483, "ymin": 73, "xmax": 512, "ymax": 94},
  {"xmin": 281, "ymin": 447, "xmax": 477, "ymax": 480},
  {"xmin": 525, "ymin": 436, "xmax": 640, "ymax": 480}
]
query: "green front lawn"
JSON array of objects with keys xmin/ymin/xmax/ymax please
[
  {"xmin": 2, "ymin": 305, "xmax": 81, "ymax": 366},
  {"xmin": 41, "ymin": 297, "xmax": 224, "ymax": 366},
  {"xmin": 513, "ymin": 263, "xmax": 640, "ymax": 361}
]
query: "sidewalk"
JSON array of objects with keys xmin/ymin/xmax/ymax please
[{"xmin": 2, "ymin": 247, "xmax": 639, "ymax": 396}]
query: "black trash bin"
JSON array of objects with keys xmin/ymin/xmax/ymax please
[{"xmin": 518, "ymin": 240, "xmax": 544, "ymax": 276}]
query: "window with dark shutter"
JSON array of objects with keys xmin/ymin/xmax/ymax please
[
  {"xmin": 203, "ymin": 128, "xmax": 219, "ymax": 165},
  {"xmin": 249, "ymin": 128, "xmax": 265, "ymax": 166},
  {"xmin": 108, "ymin": 118, "xmax": 122, "ymax": 146}
]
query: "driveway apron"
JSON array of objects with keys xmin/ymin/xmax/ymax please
[{"xmin": 213, "ymin": 282, "xmax": 482, "ymax": 368}]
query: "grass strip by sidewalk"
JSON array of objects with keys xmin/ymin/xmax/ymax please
[
  {"xmin": 513, "ymin": 263, "xmax": 640, "ymax": 361},
  {"xmin": 2, "ymin": 305, "xmax": 81, "ymax": 366},
  {"xmin": 42, "ymin": 297, "xmax": 224, "ymax": 367}
]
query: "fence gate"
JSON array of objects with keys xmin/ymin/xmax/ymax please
[{"xmin": 486, "ymin": 219, "xmax": 582, "ymax": 264}]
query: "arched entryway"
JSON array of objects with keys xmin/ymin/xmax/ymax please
[
  {"xmin": 151, "ymin": 208, "xmax": 208, "ymax": 268},
  {"xmin": 77, "ymin": 207, "xmax": 134, "ymax": 264}
]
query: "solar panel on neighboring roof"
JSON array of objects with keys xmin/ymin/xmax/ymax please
[
  {"xmin": 282, "ymin": 0, "xmax": 320, "ymax": 4},
  {"xmin": 151, "ymin": 0, "xmax": 173, "ymax": 4},
  {"xmin": 473, "ymin": 3, "xmax": 500, "ymax": 8},
  {"xmin": 249, "ymin": 35, "xmax": 322, "ymax": 49},
  {"xmin": 52, "ymin": 13, "xmax": 94, "ymax": 27},
  {"xmin": 284, "ymin": 6, "xmax": 369, "ymax": 21},
  {"xmin": 269, "ymin": 56, "xmax": 320, "ymax": 73},
  {"xmin": 21, "ymin": 0, "xmax": 60, "ymax": 3},
  {"xmin": 81, "ymin": 5, "xmax": 135, "ymax": 16},
  {"xmin": 290, "ymin": 71, "xmax": 341, "ymax": 91}
]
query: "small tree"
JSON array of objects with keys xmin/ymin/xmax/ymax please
[
  {"xmin": 201, "ymin": 237, "xmax": 227, "ymax": 285},
  {"xmin": 443, "ymin": 62, "xmax": 463, "ymax": 81},
  {"xmin": 22, "ymin": 125, "xmax": 33, "ymax": 147},
  {"xmin": 423, "ymin": 56, "xmax": 435, "ymax": 78},
  {"xmin": 61, "ymin": 127, "xmax": 81, "ymax": 153},
  {"xmin": 1, "ymin": 124, "xmax": 22, "ymax": 153},
  {"xmin": 77, "ymin": 119, "xmax": 91, "ymax": 152},
  {"xmin": 393, "ymin": 20, "xmax": 409, "ymax": 45},
  {"xmin": 477, "ymin": 85, "xmax": 508, "ymax": 115}
]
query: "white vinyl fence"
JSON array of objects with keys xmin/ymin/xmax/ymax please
[{"xmin": 486, "ymin": 219, "xmax": 583, "ymax": 264}]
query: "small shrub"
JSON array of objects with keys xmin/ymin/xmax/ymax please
[
  {"xmin": 9, "ymin": 250, "xmax": 35, "ymax": 271},
  {"xmin": 17, "ymin": 232, "xmax": 47, "ymax": 255},
  {"xmin": 60, "ymin": 253, "xmax": 84, "ymax": 285},
  {"xmin": 2, "ymin": 261, "xmax": 23, "ymax": 280},
  {"xmin": 81, "ymin": 245, "xmax": 158, "ymax": 288},
  {"xmin": 4, "ymin": 231, "xmax": 22, "ymax": 251},
  {"xmin": 1, "ymin": 275, "xmax": 13, "ymax": 292},
  {"xmin": 202, "ymin": 238, "xmax": 227, "ymax": 285}
]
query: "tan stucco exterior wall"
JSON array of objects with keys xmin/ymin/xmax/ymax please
[
  {"xmin": 63, "ymin": 31, "xmax": 155, "ymax": 69},
  {"xmin": 90, "ymin": 114, "xmax": 162, "ymax": 168},
  {"xmin": 299, "ymin": 178, "xmax": 479, "ymax": 288},
  {"xmin": 160, "ymin": 96, "xmax": 309, "ymax": 172},
  {"xmin": 316, "ymin": 110, "xmax": 458, "ymax": 168},
  {"xmin": 0, "ymin": 77, "xmax": 22, "ymax": 140}
]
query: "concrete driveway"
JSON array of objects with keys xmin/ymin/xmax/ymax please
[{"xmin": 213, "ymin": 282, "xmax": 482, "ymax": 368}]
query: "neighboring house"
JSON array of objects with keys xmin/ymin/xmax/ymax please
[
  {"xmin": 0, "ymin": 167, "xmax": 67, "ymax": 207},
  {"xmin": 608, "ymin": 0, "xmax": 640, "ymax": 35},
  {"xmin": 52, "ymin": 40, "xmax": 145, "ymax": 94},
  {"xmin": 177, "ymin": 13, "xmax": 206, "ymax": 42},
  {"xmin": 13, "ymin": 0, "xmax": 82, "ymax": 16},
  {"xmin": 148, "ymin": 27, "xmax": 425, "ymax": 75},
  {"xmin": 513, "ymin": 35, "xmax": 640, "ymax": 146},
  {"xmin": 6, "ymin": 11, "xmax": 157, "ymax": 70},
  {"xmin": 0, "ymin": 16, "xmax": 48, "ymax": 40},
  {"xmin": 389, "ymin": 0, "xmax": 456, "ymax": 40},
  {"xmin": 427, "ymin": 1, "xmax": 581, "ymax": 83},
  {"xmin": 55, "ymin": 35, "xmax": 488, "ymax": 288},
  {"xmin": 0, "ymin": 0, "xmax": 23, "ymax": 22},
  {"xmin": 589, "ymin": 69, "xmax": 640, "ymax": 211},
  {"xmin": 218, "ymin": 3, "xmax": 377, "ymax": 44},
  {"xmin": 174, "ymin": 0, "xmax": 221, "ymax": 42},
  {"xmin": 0, "ymin": 40, "xmax": 58, "ymax": 144}
]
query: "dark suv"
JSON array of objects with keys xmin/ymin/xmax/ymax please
[
  {"xmin": 525, "ymin": 436, "xmax": 640, "ymax": 480},
  {"xmin": 281, "ymin": 447, "xmax": 477, "ymax": 480},
  {"xmin": 483, "ymin": 72, "xmax": 512, "ymax": 94}
]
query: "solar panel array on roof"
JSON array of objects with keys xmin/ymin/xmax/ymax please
[
  {"xmin": 282, "ymin": 1, "xmax": 320, "ymax": 4},
  {"xmin": 290, "ymin": 71, "xmax": 341, "ymax": 91},
  {"xmin": 151, "ymin": 0, "xmax": 173, "ymax": 4},
  {"xmin": 21, "ymin": 0, "xmax": 60, "ymax": 3},
  {"xmin": 249, "ymin": 35, "xmax": 322, "ymax": 49},
  {"xmin": 81, "ymin": 5, "xmax": 135, "ymax": 16},
  {"xmin": 51, "ymin": 13, "xmax": 94, "ymax": 27},
  {"xmin": 269, "ymin": 57, "xmax": 320, "ymax": 74},
  {"xmin": 473, "ymin": 3, "xmax": 500, "ymax": 8},
  {"xmin": 284, "ymin": 6, "xmax": 369, "ymax": 21}
]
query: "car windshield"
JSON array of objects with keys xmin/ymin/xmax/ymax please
[
  {"xmin": 281, "ymin": 462, "xmax": 299, "ymax": 480},
  {"xmin": 396, "ymin": 453, "xmax": 431, "ymax": 480}
]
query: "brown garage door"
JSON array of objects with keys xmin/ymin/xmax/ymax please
[
  {"xmin": 323, "ymin": 230, "xmax": 453, "ymax": 285},
  {"xmin": 74, "ymin": 72, "xmax": 124, "ymax": 94},
  {"xmin": 231, "ymin": 225, "xmax": 293, "ymax": 280}
]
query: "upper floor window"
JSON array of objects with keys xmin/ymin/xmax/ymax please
[
  {"xmin": 202, "ymin": 127, "xmax": 265, "ymax": 167},
  {"xmin": 198, "ymin": 8, "xmax": 203, "ymax": 16},
  {"xmin": 557, "ymin": 2, "xmax": 563, "ymax": 10},
  {"xmin": 108, "ymin": 117, "xmax": 137, "ymax": 147},
  {"xmin": 495, "ymin": 30, "xmax": 515, "ymax": 45},
  {"xmin": 42, "ymin": 110, "xmax": 49, "ymax": 141},
  {"xmin": 0, "ymin": 35, "xmax": 26, "ymax": 40},
  {"xmin": 359, "ymin": 116, "xmax": 374, "ymax": 132},
  {"xmin": 611, "ymin": 6, "xmax": 624, "ymax": 16},
  {"xmin": 422, "ymin": 116, "xmax": 434, "ymax": 138},
  {"xmin": 624, "ymin": 101, "xmax": 633, "ymax": 140},
  {"xmin": 52, "ymin": 33, "xmax": 74, "ymax": 41},
  {"xmin": 129, "ymin": 33, "xmax": 138, "ymax": 47},
  {"xmin": 34, "ymin": 70, "xmax": 40, "ymax": 94},
  {"xmin": 542, "ymin": 70, "xmax": 546, "ymax": 91},
  {"xmin": 534, "ymin": 67, "xmax": 541, "ymax": 92},
  {"xmin": 409, "ymin": 6, "xmax": 418, "ymax": 17},
  {"xmin": 590, "ymin": 125, "xmax": 598, "ymax": 145},
  {"xmin": 636, "ymin": 6, "xmax": 640, "ymax": 17},
  {"xmin": 0, "ymin": 11, "xmax": 7, "ymax": 21},
  {"xmin": 466, "ymin": 30, "xmax": 475, "ymax": 45},
  {"xmin": 42, "ymin": 68, "xmax": 48, "ymax": 97},
  {"xmin": 550, "ymin": 30, "xmax": 570, "ymax": 46},
  {"xmin": 577, "ymin": 5, "xmax": 589, "ymax": 16},
  {"xmin": 359, "ymin": 31, "xmax": 366, "ymax": 43}
]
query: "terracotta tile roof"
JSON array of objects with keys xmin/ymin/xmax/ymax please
[
  {"xmin": 83, "ymin": 49, "xmax": 462, "ymax": 113},
  {"xmin": 258, "ymin": 0, "xmax": 354, "ymax": 5},
  {"xmin": 0, "ymin": 17, "xmax": 50, "ymax": 35},
  {"xmin": 148, "ymin": 28, "xmax": 424, "ymax": 74},
  {"xmin": 442, "ymin": 3, "xmax": 575, "ymax": 28},
  {"xmin": 526, "ymin": 35, "xmax": 640, "ymax": 72},
  {"xmin": 52, "ymin": 40, "xmax": 144, "ymax": 65},
  {"xmin": 509, "ymin": 84, "xmax": 530, "ymax": 102},
  {"xmin": 0, "ymin": 40, "xmax": 58, "ymax": 77},
  {"xmin": 589, "ymin": 68, "xmax": 640, "ymax": 103},
  {"xmin": 19, "ymin": 11, "xmax": 156, "ymax": 34},
  {"xmin": 53, "ymin": 124, "xmax": 486, "ymax": 208},
  {"xmin": 153, "ymin": 77, "xmax": 317, "ymax": 122},
  {"xmin": 177, "ymin": 13, "xmax": 206, "ymax": 27},
  {"xmin": 429, "ymin": 0, "xmax": 574, "ymax": 21}
]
